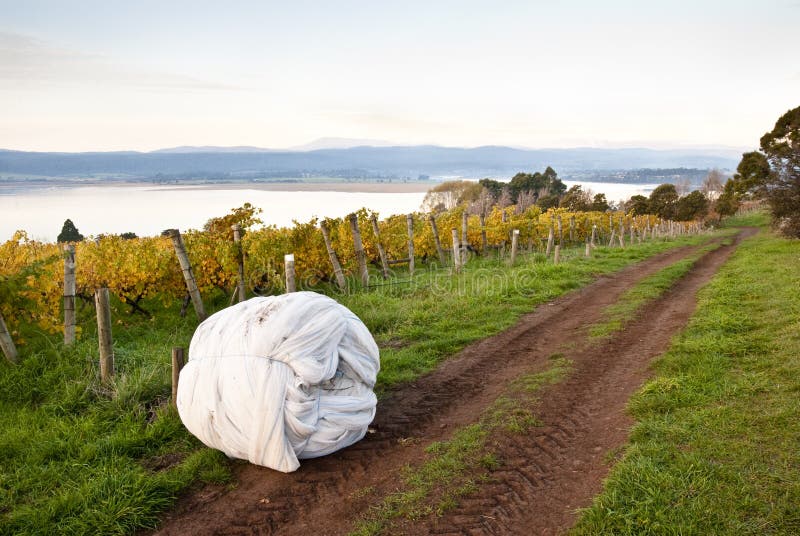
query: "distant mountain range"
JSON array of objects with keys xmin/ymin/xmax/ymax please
[{"xmin": 0, "ymin": 142, "xmax": 743, "ymax": 181}]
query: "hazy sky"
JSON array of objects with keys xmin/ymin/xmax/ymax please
[{"xmin": 1, "ymin": 0, "xmax": 798, "ymax": 152}]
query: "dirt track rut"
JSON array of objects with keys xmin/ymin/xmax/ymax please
[{"xmin": 154, "ymin": 230, "xmax": 752, "ymax": 536}]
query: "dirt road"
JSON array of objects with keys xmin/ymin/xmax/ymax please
[{"xmin": 154, "ymin": 229, "xmax": 753, "ymax": 536}]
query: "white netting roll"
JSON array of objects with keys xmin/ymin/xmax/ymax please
[{"xmin": 176, "ymin": 291, "xmax": 380, "ymax": 473}]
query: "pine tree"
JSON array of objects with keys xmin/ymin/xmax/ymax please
[{"xmin": 57, "ymin": 219, "xmax": 84, "ymax": 243}]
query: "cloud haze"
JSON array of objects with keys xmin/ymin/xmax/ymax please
[{"xmin": 0, "ymin": 1, "xmax": 797, "ymax": 152}]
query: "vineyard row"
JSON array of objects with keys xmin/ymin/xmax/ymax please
[{"xmin": 0, "ymin": 204, "xmax": 700, "ymax": 346}]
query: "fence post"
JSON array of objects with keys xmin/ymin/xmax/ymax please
[
  {"xmin": 557, "ymin": 215, "xmax": 563, "ymax": 246},
  {"xmin": 461, "ymin": 211, "xmax": 469, "ymax": 266},
  {"xmin": 284, "ymin": 254, "xmax": 296, "ymax": 293},
  {"xmin": 569, "ymin": 216, "xmax": 575, "ymax": 244},
  {"xmin": 320, "ymin": 221, "xmax": 347, "ymax": 291},
  {"xmin": 618, "ymin": 217, "xmax": 625, "ymax": 248},
  {"xmin": 0, "ymin": 312, "xmax": 18, "ymax": 364},
  {"xmin": 591, "ymin": 224, "xmax": 598, "ymax": 249},
  {"xmin": 509, "ymin": 229, "xmax": 519, "ymax": 265},
  {"xmin": 407, "ymin": 214, "xmax": 415, "ymax": 277},
  {"xmin": 429, "ymin": 215, "xmax": 447, "ymax": 266},
  {"xmin": 554, "ymin": 245, "xmax": 561, "ymax": 265},
  {"xmin": 480, "ymin": 213, "xmax": 488, "ymax": 256},
  {"xmin": 95, "ymin": 288, "xmax": 114, "ymax": 383},
  {"xmin": 546, "ymin": 223, "xmax": 555, "ymax": 257},
  {"xmin": 349, "ymin": 214, "xmax": 370, "ymax": 287},
  {"xmin": 451, "ymin": 229, "xmax": 461, "ymax": 273},
  {"xmin": 171, "ymin": 347, "xmax": 184, "ymax": 408},
  {"xmin": 370, "ymin": 215, "xmax": 391, "ymax": 279},
  {"xmin": 629, "ymin": 219, "xmax": 635, "ymax": 245},
  {"xmin": 166, "ymin": 229, "xmax": 206, "ymax": 321},
  {"xmin": 231, "ymin": 224, "xmax": 247, "ymax": 303},
  {"xmin": 63, "ymin": 244, "xmax": 76, "ymax": 345},
  {"xmin": 585, "ymin": 236, "xmax": 591, "ymax": 257}
]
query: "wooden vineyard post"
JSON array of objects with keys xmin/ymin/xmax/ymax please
[
  {"xmin": 407, "ymin": 214, "xmax": 415, "ymax": 277},
  {"xmin": 591, "ymin": 224, "xmax": 598, "ymax": 249},
  {"xmin": 618, "ymin": 218, "xmax": 625, "ymax": 248},
  {"xmin": 479, "ymin": 213, "xmax": 488, "ymax": 256},
  {"xmin": 554, "ymin": 245, "xmax": 561, "ymax": 265},
  {"xmin": 461, "ymin": 211, "xmax": 468, "ymax": 266},
  {"xmin": 63, "ymin": 244, "xmax": 76, "ymax": 345},
  {"xmin": 546, "ymin": 223, "xmax": 555, "ymax": 257},
  {"xmin": 231, "ymin": 225, "xmax": 247, "ymax": 303},
  {"xmin": 349, "ymin": 214, "xmax": 369, "ymax": 287},
  {"xmin": 585, "ymin": 236, "xmax": 591, "ymax": 257},
  {"xmin": 370, "ymin": 215, "xmax": 390, "ymax": 279},
  {"xmin": 569, "ymin": 216, "xmax": 575, "ymax": 244},
  {"xmin": 95, "ymin": 288, "xmax": 114, "ymax": 383},
  {"xmin": 284, "ymin": 254, "xmax": 296, "ymax": 293},
  {"xmin": 0, "ymin": 312, "xmax": 18, "ymax": 364},
  {"xmin": 629, "ymin": 219, "xmax": 635, "ymax": 245},
  {"xmin": 608, "ymin": 221, "xmax": 617, "ymax": 247},
  {"xmin": 509, "ymin": 229, "xmax": 519, "ymax": 266},
  {"xmin": 557, "ymin": 215, "xmax": 563, "ymax": 246},
  {"xmin": 320, "ymin": 221, "xmax": 347, "ymax": 291},
  {"xmin": 166, "ymin": 229, "xmax": 206, "ymax": 321},
  {"xmin": 451, "ymin": 229, "xmax": 461, "ymax": 273},
  {"xmin": 171, "ymin": 347, "xmax": 184, "ymax": 408},
  {"xmin": 429, "ymin": 215, "xmax": 447, "ymax": 266}
]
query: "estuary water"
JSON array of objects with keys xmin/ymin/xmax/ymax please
[{"xmin": 0, "ymin": 181, "xmax": 660, "ymax": 243}]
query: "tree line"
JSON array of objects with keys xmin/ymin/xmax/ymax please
[{"xmin": 423, "ymin": 166, "xmax": 713, "ymax": 222}]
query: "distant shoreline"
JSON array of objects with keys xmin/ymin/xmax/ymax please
[
  {"xmin": 0, "ymin": 179, "xmax": 437, "ymax": 195},
  {"xmin": 150, "ymin": 181, "xmax": 435, "ymax": 193}
]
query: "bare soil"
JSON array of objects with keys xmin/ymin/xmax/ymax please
[{"xmin": 152, "ymin": 230, "xmax": 753, "ymax": 536}]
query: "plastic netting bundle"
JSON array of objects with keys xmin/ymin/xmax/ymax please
[{"xmin": 176, "ymin": 291, "xmax": 380, "ymax": 473}]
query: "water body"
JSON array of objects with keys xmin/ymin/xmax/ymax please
[{"xmin": 0, "ymin": 181, "xmax": 660, "ymax": 243}]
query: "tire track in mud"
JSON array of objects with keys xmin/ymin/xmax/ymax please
[
  {"xmin": 152, "ymin": 233, "xmax": 745, "ymax": 536},
  {"xmin": 420, "ymin": 228, "xmax": 756, "ymax": 536}
]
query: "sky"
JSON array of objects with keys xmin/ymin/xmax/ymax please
[{"xmin": 0, "ymin": 0, "xmax": 798, "ymax": 152}]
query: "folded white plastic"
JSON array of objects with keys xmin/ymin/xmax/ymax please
[{"xmin": 176, "ymin": 291, "xmax": 380, "ymax": 472}]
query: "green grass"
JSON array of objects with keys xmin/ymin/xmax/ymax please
[
  {"xmin": 0, "ymin": 232, "xmax": 715, "ymax": 535},
  {"xmin": 589, "ymin": 240, "xmax": 727, "ymax": 338},
  {"xmin": 337, "ymin": 233, "xmax": 715, "ymax": 390},
  {"xmin": 572, "ymin": 228, "xmax": 800, "ymax": 535},
  {"xmin": 0, "ymin": 301, "xmax": 230, "ymax": 535},
  {"xmin": 719, "ymin": 210, "xmax": 771, "ymax": 229},
  {"xmin": 351, "ymin": 356, "xmax": 573, "ymax": 536}
]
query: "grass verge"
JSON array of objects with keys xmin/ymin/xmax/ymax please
[
  {"xmin": 0, "ymin": 232, "xmax": 714, "ymax": 535},
  {"xmin": 572, "ymin": 228, "xmax": 800, "ymax": 535}
]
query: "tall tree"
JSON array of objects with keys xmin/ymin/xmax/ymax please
[
  {"xmin": 731, "ymin": 151, "xmax": 770, "ymax": 197},
  {"xmin": 590, "ymin": 193, "xmax": 610, "ymax": 212},
  {"xmin": 421, "ymin": 181, "xmax": 481, "ymax": 212},
  {"xmin": 204, "ymin": 203, "xmax": 263, "ymax": 235},
  {"xmin": 559, "ymin": 185, "xmax": 590, "ymax": 211},
  {"xmin": 715, "ymin": 179, "xmax": 740, "ymax": 218},
  {"xmin": 648, "ymin": 184, "xmax": 679, "ymax": 219},
  {"xmin": 759, "ymin": 106, "xmax": 800, "ymax": 237},
  {"xmin": 674, "ymin": 191, "xmax": 709, "ymax": 221},
  {"xmin": 57, "ymin": 219, "xmax": 84, "ymax": 243},
  {"xmin": 625, "ymin": 195, "xmax": 649, "ymax": 215}
]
